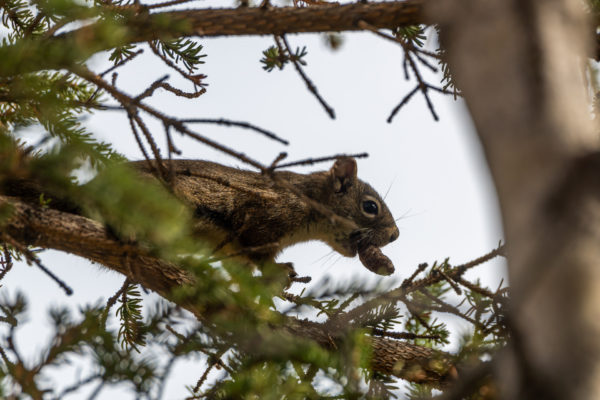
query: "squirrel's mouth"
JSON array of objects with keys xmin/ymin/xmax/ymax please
[
  {"xmin": 338, "ymin": 229, "xmax": 390, "ymax": 258},
  {"xmin": 343, "ymin": 230, "xmax": 376, "ymax": 257},
  {"xmin": 331, "ymin": 233, "xmax": 359, "ymax": 257},
  {"xmin": 334, "ymin": 241, "xmax": 358, "ymax": 257}
]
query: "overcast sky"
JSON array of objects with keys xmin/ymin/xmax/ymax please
[{"xmin": 3, "ymin": 20, "xmax": 506, "ymax": 399}]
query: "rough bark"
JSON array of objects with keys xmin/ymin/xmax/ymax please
[
  {"xmin": 0, "ymin": 194, "xmax": 454, "ymax": 385},
  {"xmin": 428, "ymin": 0, "xmax": 600, "ymax": 399}
]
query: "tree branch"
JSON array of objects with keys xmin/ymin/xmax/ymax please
[
  {"xmin": 0, "ymin": 195, "xmax": 193, "ymax": 293},
  {"xmin": 0, "ymin": 194, "xmax": 454, "ymax": 385},
  {"xmin": 0, "ymin": 1, "xmax": 426, "ymax": 77}
]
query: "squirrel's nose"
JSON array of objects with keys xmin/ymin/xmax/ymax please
[{"xmin": 389, "ymin": 228, "xmax": 399, "ymax": 243}]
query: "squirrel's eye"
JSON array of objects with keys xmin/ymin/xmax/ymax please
[{"xmin": 362, "ymin": 200, "xmax": 379, "ymax": 215}]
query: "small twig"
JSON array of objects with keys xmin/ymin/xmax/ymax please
[
  {"xmin": 279, "ymin": 35, "xmax": 336, "ymax": 119},
  {"xmin": 101, "ymin": 278, "xmax": 131, "ymax": 327},
  {"xmin": 147, "ymin": 0, "xmax": 196, "ymax": 9},
  {"xmin": 134, "ymin": 75, "xmax": 170, "ymax": 102},
  {"xmin": 193, "ymin": 348, "xmax": 228, "ymax": 393},
  {"xmin": 1, "ymin": 235, "xmax": 72, "ymax": 295},
  {"xmin": 414, "ymin": 52, "xmax": 438, "ymax": 72},
  {"xmin": 33, "ymin": 258, "xmax": 73, "ymax": 296},
  {"xmin": 166, "ymin": 325, "xmax": 233, "ymax": 376},
  {"xmin": 339, "ymin": 245, "xmax": 505, "ymax": 328},
  {"xmin": 32, "ymin": 256, "xmax": 73, "ymax": 295},
  {"xmin": 454, "ymin": 276, "xmax": 496, "ymax": 299},
  {"xmin": 193, "ymin": 359, "xmax": 216, "ymax": 394},
  {"xmin": 294, "ymin": 363, "xmax": 319, "ymax": 399},
  {"xmin": 6, "ymin": 326, "xmax": 22, "ymax": 365},
  {"xmin": 72, "ymin": 65, "xmax": 266, "ymax": 172},
  {"xmin": 401, "ymin": 262, "xmax": 428, "ymax": 288},
  {"xmin": 282, "ymin": 291, "xmax": 329, "ymax": 313},
  {"xmin": 269, "ymin": 152, "xmax": 288, "ymax": 169},
  {"xmin": 334, "ymin": 293, "xmax": 361, "ymax": 315},
  {"xmin": 100, "ymin": 49, "xmax": 144, "ymax": 78},
  {"xmin": 158, "ymin": 82, "xmax": 206, "ymax": 98},
  {"xmin": 0, "ymin": 245, "xmax": 14, "ymax": 282},
  {"xmin": 53, "ymin": 373, "xmax": 103, "ymax": 400},
  {"xmin": 172, "ymin": 122, "xmax": 266, "ymax": 171},
  {"xmin": 358, "ymin": 20, "xmax": 442, "ymax": 122},
  {"xmin": 165, "ymin": 124, "xmax": 180, "ymax": 183},
  {"xmin": 358, "ymin": 20, "xmax": 441, "ymax": 60},
  {"xmin": 183, "ymin": 118, "xmax": 289, "ymax": 145},
  {"xmin": 426, "ymin": 84, "xmax": 459, "ymax": 96},
  {"xmin": 136, "ymin": 75, "xmax": 206, "ymax": 101},
  {"xmin": 130, "ymin": 112, "xmax": 168, "ymax": 180},
  {"xmin": 386, "ymin": 85, "xmax": 419, "ymax": 123},
  {"xmin": 436, "ymin": 267, "xmax": 462, "ymax": 295},
  {"xmin": 3, "ymin": 6, "xmax": 26, "ymax": 32},
  {"xmin": 403, "ymin": 52, "xmax": 439, "ymax": 121},
  {"xmin": 87, "ymin": 381, "xmax": 105, "ymax": 400},
  {"xmin": 0, "ymin": 342, "xmax": 11, "ymax": 365},
  {"xmin": 127, "ymin": 113, "xmax": 158, "ymax": 176},
  {"xmin": 24, "ymin": 13, "xmax": 44, "ymax": 36},
  {"xmin": 402, "ymin": 56, "xmax": 410, "ymax": 80},
  {"xmin": 156, "ymin": 355, "xmax": 177, "ymax": 400},
  {"xmin": 404, "ymin": 301, "xmax": 432, "ymax": 330},
  {"xmin": 417, "ymin": 288, "xmax": 484, "ymax": 329},
  {"xmin": 165, "ymin": 324, "xmax": 187, "ymax": 342},
  {"xmin": 274, "ymin": 152, "xmax": 368, "ymax": 169},
  {"xmin": 148, "ymin": 41, "xmax": 206, "ymax": 87},
  {"xmin": 371, "ymin": 329, "xmax": 440, "ymax": 341},
  {"xmin": 454, "ymin": 243, "xmax": 505, "ymax": 277}
]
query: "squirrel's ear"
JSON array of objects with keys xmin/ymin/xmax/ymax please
[{"xmin": 331, "ymin": 157, "xmax": 357, "ymax": 193}]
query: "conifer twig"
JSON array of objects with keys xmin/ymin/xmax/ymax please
[
  {"xmin": 279, "ymin": 35, "xmax": 336, "ymax": 119},
  {"xmin": 0, "ymin": 234, "xmax": 73, "ymax": 295},
  {"xmin": 274, "ymin": 152, "xmax": 368, "ymax": 169},
  {"xmin": 183, "ymin": 118, "xmax": 289, "ymax": 145}
]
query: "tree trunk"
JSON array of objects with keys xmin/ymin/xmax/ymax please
[{"xmin": 428, "ymin": 0, "xmax": 600, "ymax": 398}]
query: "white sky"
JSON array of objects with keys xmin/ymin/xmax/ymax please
[{"xmin": 2, "ymin": 23, "xmax": 506, "ymax": 399}]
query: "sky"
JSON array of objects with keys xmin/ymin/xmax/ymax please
[{"xmin": 2, "ymin": 19, "xmax": 506, "ymax": 399}]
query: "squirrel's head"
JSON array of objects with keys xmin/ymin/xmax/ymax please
[{"xmin": 323, "ymin": 157, "xmax": 399, "ymax": 265}]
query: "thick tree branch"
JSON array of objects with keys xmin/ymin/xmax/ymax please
[
  {"xmin": 0, "ymin": 195, "xmax": 193, "ymax": 293},
  {"xmin": 0, "ymin": 1, "xmax": 426, "ymax": 77},
  {"xmin": 0, "ymin": 194, "xmax": 454, "ymax": 385}
]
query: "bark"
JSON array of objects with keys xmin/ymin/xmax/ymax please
[
  {"xmin": 0, "ymin": 194, "xmax": 454, "ymax": 385},
  {"xmin": 427, "ymin": 0, "xmax": 600, "ymax": 399}
]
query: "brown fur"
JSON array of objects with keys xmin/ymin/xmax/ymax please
[{"xmin": 131, "ymin": 158, "xmax": 399, "ymax": 274}]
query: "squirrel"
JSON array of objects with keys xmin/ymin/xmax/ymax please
[
  {"xmin": 130, "ymin": 157, "xmax": 399, "ymax": 275},
  {"xmin": 2, "ymin": 156, "xmax": 399, "ymax": 275}
]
